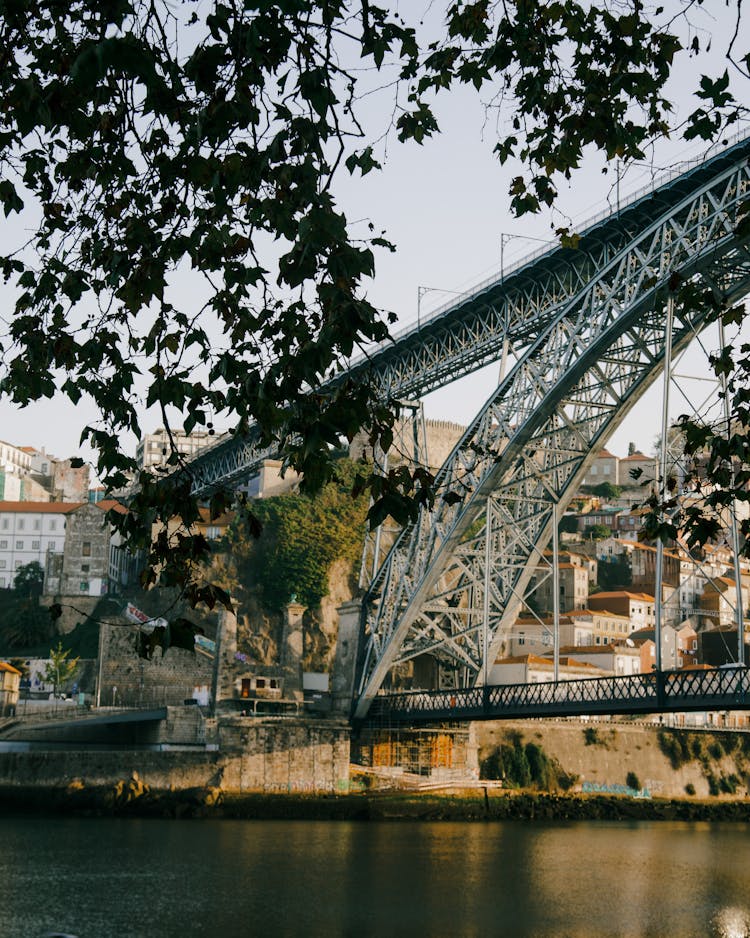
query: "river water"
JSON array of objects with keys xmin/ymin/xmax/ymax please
[{"xmin": 3, "ymin": 817, "xmax": 750, "ymax": 937}]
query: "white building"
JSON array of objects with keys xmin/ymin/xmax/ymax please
[
  {"xmin": 0, "ymin": 501, "xmax": 77, "ymax": 588},
  {"xmin": 489, "ymin": 653, "xmax": 607, "ymax": 685},
  {"xmin": 136, "ymin": 427, "xmax": 222, "ymax": 469},
  {"xmin": 552, "ymin": 643, "xmax": 642, "ymax": 676}
]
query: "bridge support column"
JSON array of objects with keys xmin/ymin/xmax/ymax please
[
  {"xmin": 281, "ymin": 600, "xmax": 305, "ymax": 701},
  {"xmin": 331, "ymin": 599, "xmax": 363, "ymax": 715},
  {"xmin": 212, "ymin": 602, "xmax": 238, "ymax": 714}
]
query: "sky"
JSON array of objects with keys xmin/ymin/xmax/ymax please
[{"xmin": 0, "ymin": 2, "xmax": 748, "ymax": 473}]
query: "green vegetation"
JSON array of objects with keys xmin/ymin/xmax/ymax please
[
  {"xmin": 1, "ymin": 0, "xmax": 746, "ymax": 599},
  {"xmin": 658, "ymin": 729, "xmax": 750, "ymax": 797},
  {"xmin": 43, "ymin": 641, "xmax": 80, "ymax": 697},
  {"xmin": 583, "ymin": 727, "xmax": 610, "ymax": 748},
  {"xmin": 220, "ymin": 458, "xmax": 367, "ymax": 610},
  {"xmin": 0, "ymin": 589, "xmax": 54, "ymax": 651},
  {"xmin": 684, "ymin": 783, "xmax": 696, "ymax": 796},
  {"xmin": 592, "ymin": 483, "xmax": 622, "ymax": 500},
  {"xmin": 480, "ymin": 733, "xmax": 577, "ymax": 792},
  {"xmin": 626, "ymin": 772, "xmax": 641, "ymax": 791},
  {"xmin": 587, "ymin": 524, "xmax": 612, "ymax": 542},
  {"xmin": 13, "ymin": 561, "xmax": 45, "ymax": 597},
  {"xmin": 657, "ymin": 730, "xmax": 694, "ymax": 770}
]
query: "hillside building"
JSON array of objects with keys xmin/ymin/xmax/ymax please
[{"xmin": 587, "ymin": 590, "xmax": 656, "ymax": 631}]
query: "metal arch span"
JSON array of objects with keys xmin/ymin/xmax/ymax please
[
  {"xmin": 352, "ymin": 154, "xmax": 750, "ymax": 720},
  {"xmin": 183, "ymin": 137, "xmax": 750, "ymax": 497}
]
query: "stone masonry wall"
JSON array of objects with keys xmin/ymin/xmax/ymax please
[
  {"xmin": 99, "ymin": 621, "xmax": 213, "ymax": 707},
  {"xmin": 0, "ymin": 718, "xmax": 352, "ymax": 794}
]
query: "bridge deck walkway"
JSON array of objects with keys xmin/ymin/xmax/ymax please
[{"xmin": 362, "ymin": 667, "xmax": 750, "ymax": 726}]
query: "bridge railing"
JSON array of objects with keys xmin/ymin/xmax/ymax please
[{"xmin": 363, "ymin": 667, "xmax": 750, "ymax": 725}]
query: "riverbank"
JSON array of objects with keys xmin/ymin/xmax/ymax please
[{"xmin": 2, "ymin": 783, "xmax": 750, "ymax": 822}]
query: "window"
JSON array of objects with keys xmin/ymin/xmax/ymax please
[
  {"xmin": 17, "ymin": 519, "xmax": 24, "ymax": 530},
  {"xmin": 0, "ymin": 561, "xmax": 5, "ymax": 569},
  {"xmin": 31, "ymin": 540, "xmax": 40, "ymax": 550},
  {"xmin": 49, "ymin": 541, "xmax": 56, "ymax": 551},
  {"xmin": 1, "ymin": 519, "xmax": 8, "ymax": 530},
  {"xmin": 81, "ymin": 564, "xmax": 89, "ymax": 573},
  {"xmin": 33, "ymin": 519, "xmax": 41, "ymax": 531},
  {"xmin": 255, "ymin": 678, "xmax": 266, "ymax": 689},
  {"xmin": 79, "ymin": 581, "xmax": 89, "ymax": 592},
  {"xmin": 0, "ymin": 540, "xmax": 6, "ymax": 549},
  {"xmin": 49, "ymin": 520, "xmax": 57, "ymax": 531},
  {"xmin": 15, "ymin": 561, "xmax": 22, "ymax": 570},
  {"xmin": 82, "ymin": 542, "xmax": 91, "ymax": 557},
  {"xmin": 15, "ymin": 540, "xmax": 23, "ymax": 550}
]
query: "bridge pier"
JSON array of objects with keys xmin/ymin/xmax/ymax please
[{"xmin": 331, "ymin": 599, "xmax": 362, "ymax": 715}]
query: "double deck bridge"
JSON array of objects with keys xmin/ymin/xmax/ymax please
[{"xmin": 186, "ymin": 133, "xmax": 750, "ymax": 726}]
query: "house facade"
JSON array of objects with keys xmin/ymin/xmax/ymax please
[{"xmin": 0, "ymin": 501, "xmax": 77, "ymax": 589}]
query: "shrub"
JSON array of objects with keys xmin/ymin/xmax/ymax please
[
  {"xmin": 707, "ymin": 773, "xmax": 720, "ymax": 797},
  {"xmin": 707, "ymin": 741, "xmax": 724, "ymax": 761},
  {"xmin": 685, "ymin": 783, "xmax": 696, "ymax": 796},
  {"xmin": 583, "ymin": 727, "xmax": 608, "ymax": 748},
  {"xmin": 626, "ymin": 771, "xmax": 641, "ymax": 791},
  {"xmin": 480, "ymin": 736, "xmax": 574, "ymax": 792},
  {"xmin": 658, "ymin": 730, "xmax": 692, "ymax": 769},
  {"xmin": 719, "ymin": 774, "xmax": 740, "ymax": 795},
  {"xmin": 718, "ymin": 734, "xmax": 739, "ymax": 755}
]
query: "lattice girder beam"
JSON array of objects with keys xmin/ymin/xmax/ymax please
[
  {"xmin": 181, "ymin": 139, "xmax": 750, "ymax": 499},
  {"xmin": 353, "ymin": 156, "xmax": 750, "ymax": 719}
]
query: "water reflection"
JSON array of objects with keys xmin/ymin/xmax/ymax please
[{"xmin": 1, "ymin": 818, "xmax": 750, "ymax": 937}]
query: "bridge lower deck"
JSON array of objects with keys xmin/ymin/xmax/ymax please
[{"xmin": 361, "ymin": 668, "xmax": 750, "ymax": 726}]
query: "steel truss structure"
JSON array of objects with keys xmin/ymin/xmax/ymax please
[
  {"xmin": 352, "ymin": 147, "xmax": 750, "ymax": 720},
  {"xmin": 185, "ymin": 139, "xmax": 750, "ymax": 497}
]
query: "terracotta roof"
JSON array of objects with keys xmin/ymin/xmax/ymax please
[
  {"xmin": 18, "ymin": 446, "xmax": 37, "ymax": 454},
  {"xmin": 596, "ymin": 449, "xmax": 616, "ymax": 458},
  {"xmin": 620, "ymin": 452, "xmax": 652, "ymax": 461},
  {"xmin": 557, "ymin": 643, "xmax": 639, "ymax": 655},
  {"xmin": 494, "ymin": 654, "xmax": 552, "ymax": 666},
  {"xmin": 95, "ymin": 500, "xmax": 129, "ymax": 515},
  {"xmin": 0, "ymin": 661, "xmax": 21, "ymax": 675},
  {"xmin": 589, "ymin": 590, "xmax": 655, "ymax": 602},
  {"xmin": 0, "ymin": 501, "xmax": 83, "ymax": 513}
]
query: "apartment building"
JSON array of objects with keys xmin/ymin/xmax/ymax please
[
  {"xmin": 587, "ymin": 590, "xmax": 656, "ymax": 631},
  {"xmin": 0, "ymin": 501, "xmax": 78, "ymax": 588}
]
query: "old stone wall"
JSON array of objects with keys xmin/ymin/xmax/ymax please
[
  {"xmin": 59, "ymin": 503, "xmax": 110, "ymax": 597},
  {"xmin": 99, "ymin": 621, "xmax": 213, "ymax": 707},
  {"xmin": 0, "ymin": 717, "xmax": 351, "ymax": 793},
  {"xmin": 475, "ymin": 719, "xmax": 750, "ymax": 799}
]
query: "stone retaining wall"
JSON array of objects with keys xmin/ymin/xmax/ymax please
[{"xmin": 0, "ymin": 717, "xmax": 351, "ymax": 794}]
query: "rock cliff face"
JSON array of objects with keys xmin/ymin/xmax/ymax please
[{"xmin": 233, "ymin": 556, "xmax": 358, "ymax": 673}]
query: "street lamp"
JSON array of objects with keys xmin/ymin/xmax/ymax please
[
  {"xmin": 416, "ymin": 285, "xmax": 466, "ymax": 330},
  {"xmin": 499, "ymin": 232, "xmax": 552, "ymax": 283}
]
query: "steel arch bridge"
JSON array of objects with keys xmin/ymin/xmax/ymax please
[
  {"xmin": 351, "ymin": 140, "xmax": 750, "ymax": 719},
  {"xmin": 182, "ymin": 134, "xmax": 750, "ymax": 720}
]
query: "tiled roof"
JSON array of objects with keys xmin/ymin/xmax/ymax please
[
  {"xmin": 0, "ymin": 660, "xmax": 21, "ymax": 675},
  {"xmin": 590, "ymin": 590, "xmax": 655, "ymax": 602},
  {"xmin": 95, "ymin": 500, "xmax": 129, "ymax": 515},
  {"xmin": 0, "ymin": 501, "xmax": 82, "ymax": 513}
]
